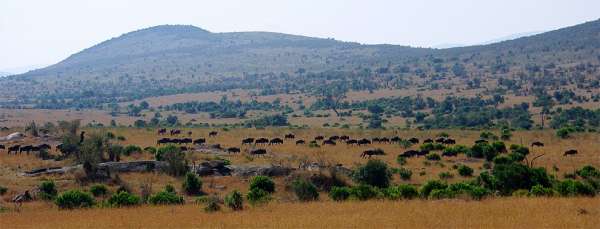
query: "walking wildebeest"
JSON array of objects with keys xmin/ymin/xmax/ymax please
[
  {"xmin": 435, "ymin": 138, "xmax": 445, "ymax": 143},
  {"xmin": 358, "ymin": 138, "xmax": 371, "ymax": 146},
  {"xmin": 284, "ymin": 134, "xmax": 295, "ymax": 139},
  {"xmin": 424, "ymin": 139, "xmax": 434, "ymax": 144},
  {"xmin": 269, "ymin": 138, "xmax": 284, "ymax": 145},
  {"xmin": 346, "ymin": 139, "xmax": 358, "ymax": 145},
  {"xmin": 563, "ymin": 149, "xmax": 578, "ymax": 156},
  {"xmin": 227, "ymin": 147, "xmax": 241, "ymax": 154},
  {"xmin": 408, "ymin": 138, "xmax": 419, "ymax": 144},
  {"xmin": 296, "ymin": 140, "xmax": 306, "ymax": 145},
  {"xmin": 391, "ymin": 136, "xmax": 401, "ymax": 143},
  {"xmin": 442, "ymin": 150, "xmax": 458, "ymax": 157},
  {"xmin": 210, "ymin": 144, "xmax": 222, "ymax": 149},
  {"xmin": 37, "ymin": 144, "xmax": 51, "ymax": 150},
  {"xmin": 340, "ymin": 135, "xmax": 350, "ymax": 141},
  {"xmin": 323, "ymin": 139, "xmax": 336, "ymax": 146},
  {"xmin": 242, "ymin": 138, "xmax": 255, "ymax": 145},
  {"xmin": 170, "ymin": 129, "xmax": 181, "ymax": 136},
  {"xmin": 443, "ymin": 139, "xmax": 456, "ymax": 145},
  {"xmin": 400, "ymin": 150, "xmax": 419, "ymax": 158},
  {"xmin": 417, "ymin": 150, "xmax": 429, "ymax": 157},
  {"xmin": 329, "ymin": 136, "xmax": 340, "ymax": 141},
  {"xmin": 209, "ymin": 131, "xmax": 218, "ymax": 137},
  {"xmin": 531, "ymin": 141, "xmax": 544, "ymax": 147},
  {"xmin": 0, "ymin": 144, "xmax": 5, "ymax": 150},
  {"xmin": 314, "ymin": 136, "xmax": 325, "ymax": 141},
  {"xmin": 157, "ymin": 128, "xmax": 167, "ymax": 135},
  {"xmin": 361, "ymin": 149, "xmax": 385, "ymax": 158},
  {"xmin": 193, "ymin": 138, "xmax": 206, "ymax": 145},
  {"xmin": 187, "ymin": 131, "xmax": 193, "ymax": 137},
  {"xmin": 250, "ymin": 149, "xmax": 267, "ymax": 156},
  {"xmin": 255, "ymin": 138, "xmax": 269, "ymax": 145},
  {"xmin": 8, "ymin": 145, "xmax": 20, "ymax": 154}
]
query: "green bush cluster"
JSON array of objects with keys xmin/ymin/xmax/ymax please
[
  {"xmin": 55, "ymin": 190, "xmax": 95, "ymax": 209},
  {"xmin": 107, "ymin": 191, "xmax": 141, "ymax": 207}
]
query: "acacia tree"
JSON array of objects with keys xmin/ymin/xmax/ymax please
[{"xmin": 315, "ymin": 83, "xmax": 348, "ymax": 117}]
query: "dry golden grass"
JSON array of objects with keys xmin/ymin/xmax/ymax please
[{"xmin": 1, "ymin": 198, "xmax": 599, "ymax": 228}]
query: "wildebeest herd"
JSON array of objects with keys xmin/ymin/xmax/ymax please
[{"xmin": 0, "ymin": 144, "xmax": 51, "ymax": 155}]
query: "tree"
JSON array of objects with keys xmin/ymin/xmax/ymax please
[
  {"xmin": 352, "ymin": 160, "xmax": 392, "ymax": 188},
  {"xmin": 315, "ymin": 83, "xmax": 348, "ymax": 117}
]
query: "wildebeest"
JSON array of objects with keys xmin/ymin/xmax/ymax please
[
  {"xmin": 314, "ymin": 136, "xmax": 325, "ymax": 141},
  {"xmin": 346, "ymin": 139, "xmax": 358, "ymax": 145},
  {"xmin": 37, "ymin": 144, "xmax": 51, "ymax": 150},
  {"xmin": 157, "ymin": 128, "xmax": 167, "ymax": 135},
  {"xmin": 209, "ymin": 131, "xmax": 218, "ymax": 137},
  {"xmin": 227, "ymin": 147, "xmax": 241, "ymax": 154},
  {"xmin": 181, "ymin": 138, "xmax": 193, "ymax": 144},
  {"xmin": 170, "ymin": 129, "xmax": 181, "ymax": 136},
  {"xmin": 379, "ymin": 137, "xmax": 390, "ymax": 144},
  {"xmin": 417, "ymin": 150, "xmax": 429, "ymax": 157},
  {"xmin": 8, "ymin": 145, "xmax": 20, "ymax": 154},
  {"xmin": 210, "ymin": 144, "xmax": 222, "ymax": 149},
  {"xmin": 295, "ymin": 140, "xmax": 306, "ymax": 145},
  {"xmin": 340, "ymin": 135, "xmax": 350, "ymax": 141},
  {"xmin": 531, "ymin": 141, "xmax": 545, "ymax": 147},
  {"xmin": 424, "ymin": 139, "xmax": 434, "ymax": 144},
  {"xmin": 269, "ymin": 138, "xmax": 284, "ymax": 145},
  {"xmin": 255, "ymin": 138, "xmax": 269, "ymax": 145},
  {"xmin": 563, "ymin": 149, "xmax": 578, "ymax": 156},
  {"xmin": 358, "ymin": 138, "xmax": 372, "ymax": 146},
  {"xmin": 329, "ymin": 136, "xmax": 340, "ymax": 141},
  {"xmin": 250, "ymin": 149, "xmax": 267, "ymax": 156},
  {"xmin": 284, "ymin": 134, "xmax": 295, "ymax": 139},
  {"xmin": 180, "ymin": 146, "xmax": 189, "ymax": 151},
  {"xmin": 443, "ymin": 139, "xmax": 456, "ymax": 145},
  {"xmin": 391, "ymin": 136, "xmax": 401, "ymax": 143},
  {"xmin": 193, "ymin": 138, "xmax": 206, "ymax": 145},
  {"xmin": 187, "ymin": 131, "xmax": 193, "ymax": 137},
  {"xmin": 157, "ymin": 138, "xmax": 173, "ymax": 145},
  {"xmin": 323, "ymin": 139, "xmax": 336, "ymax": 146},
  {"xmin": 408, "ymin": 138, "xmax": 419, "ymax": 144},
  {"xmin": 435, "ymin": 138, "xmax": 446, "ymax": 143},
  {"xmin": 442, "ymin": 150, "xmax": 458, "ymax": 157},
  {"xmin": 20, "ymin": 145, "xmax": 34, "ymax": 154},
  {"xmin": 0, "ymin": 144, "xmax": 5, "ymax": 150},
  {"xmin": 400, "ymin": 150, "xmax": 419, "ymax": 158},
  {"xmin": 242, "ymin": 138, "xmax": 255, "ymax": 145},
  {"xmin": 361, "ymin": 149, "xmax": 385, "ymax": 158},
  {"xmin": 372, "ymin": 137, "xmax": 381, "ymax": 143}
]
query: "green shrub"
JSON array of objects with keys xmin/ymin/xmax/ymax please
[
  {"xmin": 148, "ymin": 191, "xmax": 185, "ymax": 205},
  {"xmin": 350, "ymin": 184, "xmax": 380, "ymax": 201},
  {"xmin": 556, "ymin": 127, "xmax": 574, "ymax": 139},
  {"xmin": 511, "ymin": 189, "xmax": 530, "ymax": 197},
  {"xmin": 182, "ymin": 172, "xmax": 203, "ymax": 196},
  {"xmin": 352, "ymin": 160, "xmax": 392, "ymax": 188},
  {"xmin": 55, "ymin": 190, "xmax": 95, "ymax": 209},
  {"xmin": 204, "ymin": 197, "xmax": 221, "ymax": 213},
  {"xmin": 123, "ymin": 145, "xmax": 142, "ymax": 156},
  {"xmin": 156, "ymin": 145, "xmax": 188, "ymax": 176},
  {"xmin": 224, "ymin": 190, "xmax": 244, "ymax": 211},
  {"xmin": 442, "ymin": 145, "xmax": 470, "ymax": 156},
  {"xmin": 576, "ymin": 165, "xmax": 600, "ymax": 179},
  {"xmin": 144, "ymin": 146, "xmax": 157, "ymax": 154},
  {"xmin": 555, "ymin": 179, "xmax": 596, "ymax": 197},
  {"xmin": 397, "ymin": 167, "xmax": 412, "ymax": 180},
  {"xmin": 429, "ymin": 189, "xmax": 456, "ymax": 199},
  {"xmin": 246, "ymin": 188, "xmax": 271, "ymax": 205},
  {"xmin": 249, "ymin": 176, "xmax": 275, "ymax": 193},
  {"xmin": 488, "ymin": 162, "xmax": 552, "ymax": 195},
  {"xmin": 420, "ymin": 180, "xmax": 448, "ymax": 198},
  {"xmin": 0, "ymin": 185, "xmax": 7, "ymax": 195},
  {"xmin": 165, "ymin": 184, "xmax": 176, "ymax": 193},
  {"xmin": 438, "ymin": 172, "xmax": 453, "ymax": 180},
  {"xmin": 420, "ymin": 143, "xmax": 445, "ymax": 151},
  {"xmin": 529, "ymin": 184, "xmax": 554, "ymax": 197},
  {"xmin": 108, "ymin": 191, "xmax": 141, "ymax": 207},
  {"xmin": 291, "ymin": 179, "xmax": 319, "ymax": 202},
  {"xmin": 89, "ymin": 184, "xmax": 109, "ymax": 197},
  {"xmin": 468, "ymin": 186, "xmax": 491, "ymax": 200},
  {"xmin": 329, "ymin": 186, "xmax": 351, "ymax": 201},
  {"xmin": 39, "ymin": 180, "xmax": 58, "ymax": 200},
  {"xmin": 425, "ymin": 153, "xmax": 441, "ymax": 161},
  {"xmin": 383, "ymin": 184, "xmax": 418, "ymax": 200},
  {"xmin": 457, "ymin": 165, "xmax": 474, "ymax": 177},
  {"xmin": 396, "ymin": 156, "xmax": 407, "ymax": 166}
]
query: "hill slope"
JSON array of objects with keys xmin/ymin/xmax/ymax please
[{"xmin": 1, "ymin": 20, "xmax": 600, "ymax": 109}]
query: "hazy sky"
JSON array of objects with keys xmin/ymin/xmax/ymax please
[{"xmin": 1, "ymin": 0, "xmax": 599, "ymax": 71}]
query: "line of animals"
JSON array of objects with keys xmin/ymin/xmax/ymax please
[{"xmin": 153, "ymin": 130, "xmax": 580, "ymax": 158}]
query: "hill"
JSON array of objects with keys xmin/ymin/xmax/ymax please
[{"xmin": 1, "ymin": 19, "xmax": 599, "ymax": 109}]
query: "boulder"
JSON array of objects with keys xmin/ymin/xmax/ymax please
[
  {"xmin": 193, "ymin": 160, "xmax": 231, "ymax": 176},
  {"xmin": 227, "ymin": 165, "xmax": 293, "ymax": 177}
]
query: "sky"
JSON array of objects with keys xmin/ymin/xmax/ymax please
[{"xmin": 1, "ymin": 0, "xmax": 599, "ymax": 72}]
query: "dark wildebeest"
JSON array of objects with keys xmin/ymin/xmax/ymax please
[
  {"xmin": 563, "ymin": 149, "xmax": 578, "ymax": 156},
  {"xmin": 255, "ymin": 138, "xmax": 269, "ymax": 145},
  {"xmin": 170, "ymin": 129, "xmax": 181, "ymax": 136},
  {"xmin": 346, "ymin": 139, "xmax": 358, "ymax": 146},
  {"xmin": 361, "ymin": 149, "xmax": 385, "ymax": 158},
  {"xmin": 187, "ymin": 131, "xmax": 193, "ymax": 137},
  {"xmin": 531, "ymin": 141, "xmax": 544, "ymax": 147},
  {"xmin": 211, "ymin": 144, "xmax": 222, "ymax": 150},
  {"xmin": 424, "ymin": 139, "xmax": 434, "ymax": 144},
  {"xmin": 209, "ymin": 131, "xmax": 218, "ymax": 137},
  {"xmin": 443, "ymin": 139, "xmax": 456, "ymax": 145},
  {"xmin": 340, "ymin": 135, "xmax": 350, "ymax": 141},
  {"xmin": 0, "ymin": 144, "xmax": 5, "ymax": 150},
  {"xmin": 314, "ymin": 136, "xmax": 325, "ymax": 141},
  {"xmin": 358, "ymin": 138, "xmax": 371, "ymax": 146},
  {"xmin": 391, "ymin": 136, "xmax": 401, "ymax": 143},
  {"xmin": 227, "ymin": 147, "xmax": 241, "ymax": 154},
  {"xmin": 442, "ymin": 150, "xmax": 458, "ymax": 157},
  {"xmin": 181, "ymin": 138, "xmax": 193, "ymax": 145},
  {"xmin": 296, "ymin": 140, "xmax": 306, "ymax": 145},
  {"xmin": 250, "ymin": 149, "xmax": 267, "ymax": 156},
  {"xmin": 379, "ymin": 137, "xmax": 390, "ymax": 144},
  {"xmin": 417, "ymin": 150, "xmax": 429, "ymax": 157},
  {"xmin": 20, "ymin": 145, "xmax": 34, "ymax": 154},
  {"xmin": 372, "ymin": 137, "xmax": 381, "ymax": 143},
  {"xmin": 242, "ymin": 138, "xmax": 255, "ymax": 145},
  {"xmin": 323, "ymin": 139, "xmax": 336, "ymax": 146},
  {"xmin": 180, "ymin": 146, "xmax": 189, "ymax": 152},
  {"xmin": 8, "ymin": 145, "xmax": 21, "ymax": 155},
  {"xmin": 157, "ymin": 128, "xmax": 167, "ymax": 135},
  {"xmin": 475, "ymin": 139, "xmax": 488, "ymax": 144},
  {"xmin": 284, "ymin": 134, "xmax": 295, "ymax": 139},
  {"xmin": 37, "ymin": 144, "xmax": 51, "ymax": 150},
  {"xmin": 408, "ymin": 138, "xmax": 419, "ymax": 144},
  {"xmin": 269, "ymin": 138, "xmax": 284, "ymax": 145},
  {"xmin": 400, "ymin": 150, "xmax": 419, "ymax": 158},
  {"xmin": 193, "ymin": 138, "xmax": 206, "ymax": 145},
  {"xmin": 435, "ymin": 138, "xmax": 445, "ymax": 143},
  {"xmin": 329, "ymin": 136, "xmax": 340, "ymax": 141}
]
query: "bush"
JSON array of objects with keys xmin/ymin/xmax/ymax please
[
  {"xmin": 329, "ymin": 186, "xmax": 351, "ymax": 201},
  {"xmin": 165, "ymin": 184, "xmax": 176, "ymax": 193},
  {"xmin": 108, "ymin": 191, "xmax": 141, "ymax": 207},
  {"xmin": 0, "ymin": 185, "xmax": 7, "ymax": 195},
  {"xmin": 468, "ymin": 186, "xmax": 491, "ymax": 200},
  {"xmin": 420, "ymin": 143, "xmax": 445, "ymax": 151},
  {"xmin": 529, "ymin": 184, "xmax": 554, "ymax": 197},
  {"xmin": 123, "ymin": 145, "xmax": 142, "ymax": 156},
  {"xmin": 246, "ymin": 188, "xmax": 271, "ymax": 205},
  {"xmin": 429, "ymin": 188, "xmax": 456, "ymax": 199},
  {"xmin": 489, "ymin": 162, "xmax": 552, "ymax": 195},
  {"xmin": 576, "ymin": 165, "xmax": 600, "ymax": 179},
  {"xmin": 156, "ymin": 145, "xmax": 188, "ymax": 176},
  {"xmin": 39, "ymin": 180, "xmax": 58, "ymax": 200},
  {"xmin": 556, "ymin": 127, "xmax": 574, "ymax": 139},
  {"xmin": 249, "ymin": 176, "xmax": 275, "ymax": 193},
  {"xmin": 204, "ymin": 196, "xmax": 221, "ymax": 213},
  {"xmin": 555, "ymin": 179, "xmax": 596, "ymax": 197},
  {"xmin": 89, "ymin": 184, "xmax": 109, "ymax": 197},
  {"xmin": 438, "ymin": 172, "xmax": 453, "ymax": 180},
  {"xmin": 352, "ymin": 160, "xmax": 392, "ymax": 188},
  {"xmin": 420, "ymin": 180, "xmax": 447, "ymax": 198},
  {"xmin": 350, "ymin": 184, "xmax": 380, "ymax": 200},
  {"xmin": 383, "ymin": 184, "xmax": 418, "ymax": 200},
  {"xmin": 425, "ymin": 153, "xmax": 441, "ymax": 161},
  {"xmin": 457, "ymin": 165, "xmax": 474, "ymax": 177},
  {"xmin": 144, "ymin": 146, "xmax": 157, "ymax": 154},
  {"xmin": 148, "ymin": 191, "xmax": 185, "ymax": 205},
  {"xmin": 224, "ymin": 190, "xmax": 244, "ymax": 211},
  {"xmin": 397, "ymin": 167, "xmax": 412, "ymax": 180},
  {"xmin": 291, "ymin": 179, "xmax": 319, "ymax": 202},
  {"xmin": 55, "ymin": 190, "xmax": 95, "ymax": 209},
  {"xmin": 182, "ymin": 172, "xmax": 203, "ymax": 196},
  {"xmin": 396, "ymin": 156, "xmax": 407, "ymax": 166}
]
